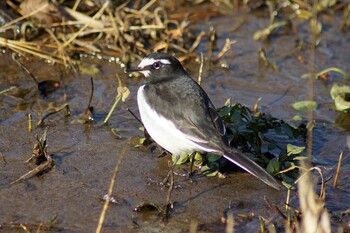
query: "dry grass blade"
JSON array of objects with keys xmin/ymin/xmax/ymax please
[
  {"xmin": 61, "ymin": 1, "xmax": 110, "ymax": 49},
  {"xmin": 0, "ymin": 86, "xmax": 16, "ymax": 95},
  {"xmin": 197, "ymin": 52, "xmax": 204, "ymax": 85},
  {"xmin": 28, "ymin": 113, "xmax": 32, "ymax": 132},
  {"xmin": 225, "ymin": 212, "xmax": 234, "ymax": 233},
  {"xmin": 188, "ymin": 31, "xmax": 205, "ymax": 53},
  {"xmin": 213, "ymin": 38, "xmax": 236, "ymax": 61},
  {"xmin": 0, "ymin": 37, "xmax": 63, "ymax": 64},
  {"xmin": 333, "ymin": 151, "xmax": 343, "ymax": 187},
  {"xmin": 139, "ymin": 0, "xmax": 158, "ymax": 13},
  {"xmin": 95, "ymin": 146, "xmax": 126, "ymax": 233},
  {"xmin": 296, "ymin": 161, "xmax": 331, "ymax": 233},
  {"xmin": 45, "ymin": 28, "xmax": 72, "ymax": 67},
  {"xmin": 64, "ymin": 7, "xmax": 104, "ymax": 29}
]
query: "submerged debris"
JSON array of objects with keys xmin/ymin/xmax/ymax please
[
  {"xmin": 37, "ymin": 103, "xmax": 71, "ymax": 126},
  {"xmin": 0, "ymin": 215, "xmax": 59, "ymax": 232},
  {"xmin": 11, "ymin": 128, "xmax": 54, "ymax": 184}
]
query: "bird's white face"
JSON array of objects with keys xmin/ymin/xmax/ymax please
[{"xmin": 137, "ymin": 58, "xmax": 171, "ymax": 77}]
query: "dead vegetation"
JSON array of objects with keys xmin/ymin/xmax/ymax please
[
  {"xmin": 0, "ymin": 0, "xmax": 228, "ymax": 68},
  {"xmin": 11, "ymin": 128, "xmax": 55, "ymax": 184}
]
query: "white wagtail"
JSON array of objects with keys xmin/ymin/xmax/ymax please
[{"xmin": 126, "ymin": 53, "xmax": 280, "ymax": 190}]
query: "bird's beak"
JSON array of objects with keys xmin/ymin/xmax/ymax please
[
  {"xmin": 124, "ymin": 67, "xmax": 145, "ymax": 73},
  {"xmin": 125, "ymin": 67, "xmax": 150, "ymax": 78}
]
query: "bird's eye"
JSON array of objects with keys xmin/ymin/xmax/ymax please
[{"xmin": 152, "ymin": 62, "xmax": 161, "ymax": 69}]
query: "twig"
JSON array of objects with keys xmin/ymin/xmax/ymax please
[
  {"xmin": 12, "ymin": 53, "xmax": 38, "ymax": 84},
  {"xmin": 85, "ymin": 77, "xmax": 94, "ymax": 114},
  {"xmin": 264, "ymin": 196, "xmax": 288, "ymax": 221},
  {"xmin": 214, "ymin": 38, "xmax": 236, "ymax": 60},
  {"xmin": 188, "ymin": 31, "xmax": 205, "ymax": 53},
  {"xmin": 0, "ymin": 86, "xmax": 16, "ymax": 95},
  {"xmin": 0, "ymin": 153, "xmax": 7, "ymax": 165},
  {"xmin": 0, "ymin": 3, "xmax": 49, "ymax": 30},
  {"xmin": 127, "ymin": 108, "xmax": 143, "ymax": 126},
  {"xmin": 139, "ymin": 0, "xmax": 158, "ymax": 13},
  {"xmin": 37, "ymin": 104, "xmax": 71, "ymax": 126},
  {"xmin": 11, "ymin": 157, "xmax": 54, "ymax": 184}
]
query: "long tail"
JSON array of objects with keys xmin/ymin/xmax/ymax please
[{"xmin": 223, "ymin": 148, "xmax": 281, "ymax": 190}]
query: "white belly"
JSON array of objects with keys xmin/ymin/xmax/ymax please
[{"xmin": 137, "ymin": 85, "xmax": 205, "ymax": 155}]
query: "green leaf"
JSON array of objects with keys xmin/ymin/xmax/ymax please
[
  {"xmin": 292, "ymin": 100, "xmax": 318, "ymax": 112},
  {"xmin": 293, "ymin": 115, "xmax": 303, "ymax": 121},
  {"xmin": 207, "ymin": 153, "xmax": 221, "ymax": 163},
  {"xmin": 266, "ymin": 157, "xmax": 280, "ymax": 174},
  {"xmin": 287, "ymin": 144, "xmax": 305, "ymax": 155},
  {"xmin": 281, "ymin": 123, "xmax": 294, "ymax": 138},
  {"xmin": 218, "ymin": 105, "xmax": 231, "ymax": 118},
  {"xmin": 173, "ymin": 153, "xmax": 189, "ymax": 164},
  {"xmin": 293, "ymin": 156, "xmax": 308, "ymax": 161},
  {"xmin": 191, "ymin": 152, "xmax": 204, "ymax": 167},
  {"xmin": 201, "ymin": 163, "xmax": 219, "ymax": 177},
  {"xmin": 134, "ymin": 137, "xmax": 146, "ymax": 148},
  {"xmin": 268, "ymin": 142, "xmax": 277, "ymax": 150},
  {"xmin": 330, "ymin": 83, "xmax": 350, "ymax": 111}
]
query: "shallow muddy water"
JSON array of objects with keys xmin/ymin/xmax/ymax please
[{"xmin": 1, "ymin": 10, "xmax": 350, "ymax": 233}]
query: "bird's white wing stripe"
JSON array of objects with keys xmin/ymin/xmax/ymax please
[{"xmin": 138, "ymin": 58, "xmax": 171, "ymax": 68}]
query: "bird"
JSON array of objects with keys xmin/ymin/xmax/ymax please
[{"xmin": 126, "ymin": 52, "xmax": 281, "ymax": 190}]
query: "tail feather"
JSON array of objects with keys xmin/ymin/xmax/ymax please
[{"xmin": 223, "ymin": 149, "xmax": 281, "ymax": 190}]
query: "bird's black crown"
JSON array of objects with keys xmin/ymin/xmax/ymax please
[{"xmin": 127, "ymin": 53, "xmax": 187, "ymax": 82}]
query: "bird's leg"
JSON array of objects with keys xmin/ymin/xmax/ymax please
[
  {"xmin": 188, "ymin": 152, "xmax": 196, "ymax": 178},
  {"xmin": 165, "ymin": 160, "xmax": 174, "ymax": 204},
  {"xmin": 161, "ymin": 155, "xmax": 180, "ymax": 185},
  {"xmin": 162, "ymin": 160, "xmax": 175, "ymax": 222}
]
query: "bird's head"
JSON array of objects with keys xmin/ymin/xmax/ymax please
[{"xmin": 126, "ymin": 53, "xmax": 186, "ymax": 81}]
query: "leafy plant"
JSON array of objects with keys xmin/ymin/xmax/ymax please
[{"xmin": 138, "ymin": 103, "xmax": 307, "ymax": 185}]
